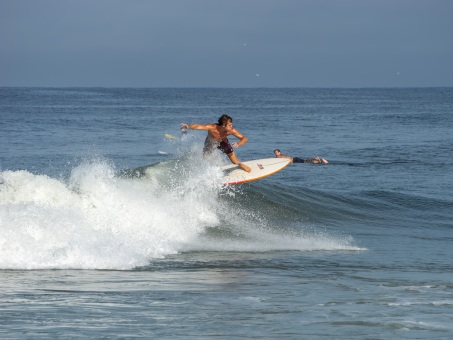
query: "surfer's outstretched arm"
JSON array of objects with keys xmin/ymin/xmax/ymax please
[{"xmin": 181, "ymin": 123, "xmax": 214, "ymax": 131}]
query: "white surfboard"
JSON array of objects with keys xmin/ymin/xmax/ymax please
[{"xmin": 222, "ymin": 157, "xmax": 291, "ymax": 185}]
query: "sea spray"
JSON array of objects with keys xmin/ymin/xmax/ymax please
[
  {"xmin": 0, "ymin": 155, "xmax": 361, "ymax": 270},
  {"xmin": 0, "ymin": 154, "xmax": 234, "ymax": 269}
]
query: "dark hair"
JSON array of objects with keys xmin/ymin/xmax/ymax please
[
  {"xmin": 274, "ymin": 149, "xmax": 281, "ymax": 153},
  {"xmin": 218, "ymin": 114, "xmax": 233, "ymax": 126}
]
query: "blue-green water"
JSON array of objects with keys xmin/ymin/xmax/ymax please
[{"xmin": 1, "ymin": 88, "xmax": 453, "ymax": 338}]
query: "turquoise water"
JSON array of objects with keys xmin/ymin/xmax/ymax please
[{"xmin": 1, "ymin": 88, "xmax": 453, "ymax": 338}]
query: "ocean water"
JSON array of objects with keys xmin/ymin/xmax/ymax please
[{"xmin": 1, "ymin": 87, "xmax": 452, "ymax": 338}]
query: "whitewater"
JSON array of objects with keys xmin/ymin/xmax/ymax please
[{"xmin": 1, "ymin": 151, "xmax": 359, "ymax": 270}]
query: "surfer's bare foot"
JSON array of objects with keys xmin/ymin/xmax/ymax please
[{"xmin": 239, "ymin": 163, "xmax": 252, "ymax": 172}]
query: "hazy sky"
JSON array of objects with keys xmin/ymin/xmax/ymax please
[{"xmin": 1, "ymin": 0, "xmax": 452, "ymax": 87}]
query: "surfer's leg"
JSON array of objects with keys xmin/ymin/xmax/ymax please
[
  {"xmin": 227, "ymin": 152, "xmax": 251, "ymax": 172},
  {"xmin": 203, "ymin": 137, "xmax": 216, "ymax": 157}
]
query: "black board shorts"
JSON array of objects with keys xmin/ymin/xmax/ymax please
[{"xmin": 292, "ymin": 157, "xmax": 305, "ymax": 163}]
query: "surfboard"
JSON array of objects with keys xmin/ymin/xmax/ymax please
[{"xmin": 222, "ymin": 157, "xmax": 291, "ymax": 185}]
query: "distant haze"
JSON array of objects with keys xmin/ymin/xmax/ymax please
[{"xmin": 1, "ymin": 0, "xmax": 452, "ymax": 87}]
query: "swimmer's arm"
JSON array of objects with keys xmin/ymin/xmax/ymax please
[{"xmin": 275, "ymin": 154, "xmax": 293, "ymax": 163}]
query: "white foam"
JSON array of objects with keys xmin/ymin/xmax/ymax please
[{"xmin": 0, "ymin": 156, "xmax": 359, "ymax": 270}]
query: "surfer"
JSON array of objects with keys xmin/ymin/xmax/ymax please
[
  {"xmin": 181, "ymin": 115, "xmax": 252, "ymax": 172},
  {"xmin": 274, "ymin": 149, "xmax": 328, "ymax": 164}
]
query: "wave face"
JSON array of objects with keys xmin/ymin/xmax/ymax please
[{"xmin": 0, "ymin": 155, "xmax": 361, "ymax": 270}]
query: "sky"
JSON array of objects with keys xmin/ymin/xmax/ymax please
[{"xmin": 1, "ymin": 0, "xmax": 452, "ymax": 87}]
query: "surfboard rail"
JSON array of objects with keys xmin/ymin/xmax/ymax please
[{"xmin": 221, "ymin": 157, "xmax": 291, "ymax": 185}]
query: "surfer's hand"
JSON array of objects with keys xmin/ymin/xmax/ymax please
[{"xmin": 232, "ymin": 142, "xmax": 239, "ymax": 148}]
